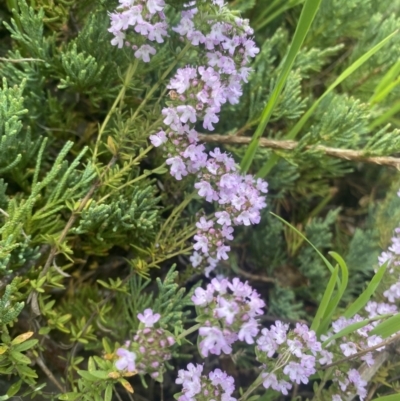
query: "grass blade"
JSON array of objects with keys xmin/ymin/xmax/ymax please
[
  {"xmin": 318, "ymin": 251, "xmax": 348, "ymax": 335},
  {"xmin": 370, "ymin": 312, "xmax": 400, "ymax": 338},
  {"xmin": 322, "ymin": 315, "xmax": 390, "ymax": 347},
  {"xmin": 369, "ymin": 100, "xmax": 400, "ymax": 130},
  {"xmin": 270, "ymin": 212, "xmax": 335, "ymax": 273},
  {"xmin": 257, "ymin": 29, "xmax": 399, "ymax": 178},
  {"xmin": 240, "ymin": 0, "xmax": 322, "ymax": 174},
  {"xmin": 343, "ymin": 261, "xmax": 388, "ymax": 319},
  {"xmin": 311, "ymin": 265, "xmax": 338, "ymax": 333},
  {"xmin": 372, "ymin": 395, "xmax": 400, "ymax": 401},
  {"xmin": 370, "ymin": 60, "xmax": 400, "ymax": 104}
]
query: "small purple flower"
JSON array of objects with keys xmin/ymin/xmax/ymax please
[
  {"xmin": 137, "ymin": 308, "xmax": 161, "ymax": 327},
  {"xmin": 203, "ymin": 108, "xmax": 219, "ymax": 130},
  {"xmin": 192, "ymin": 286, "xmax": 213, "ymax": 306},
  {"xmin": 198, "ymin": 326, "xmax": 233, "ymax": 357},
  {"xmin": 177, "ymin": 105, "xmax": 197, "ymax": 123},
  {"xmin": 175, "ymin": 364, "xmax": 237, "ymax": 401},
  {"xmin": 134, "ymin": 44, "xmax": 156, "ymax": 62},
  {"xmin": 190, "ymin": 251, "xmax": 203, "ymax": 268},
  {"xmin": 115, "ymin": 348, "xmax": 136, "ymax": 372},
  {"xmin": 166, "ymin": 156, "xmax": 188, "ymax": 180},
  {"xmin": 146, "ymin": 0, "xmax": 165, "ymax": 14},
  {"xmin": 149, "ymin": 130, "xmax": 168, "ymax": 147},
  {"xmin": 340, "ymin": 341, "xmax": 358, "ymax": 357},
  {"xmin": 237, "ymin": 319, "xmax": 259, "ymax": 344}
]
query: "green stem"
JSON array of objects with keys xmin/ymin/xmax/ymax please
[
  {"xmin": 98, "ymin": 161, "xmax": 165, "ymax": 204},
  {"xmin": 148, "ymin": 246, "xmax": 193, "ymax": 268},
  {"xmin": 93, "ymin": 60, "xmax": 139, "ymax": 162},
  {"xmin": 311, "ymin": 368, "xmax": 333, "ymax": 401},
  {"xmin": 177, "ymin": 323, "xmax": 201, "ymax": 340},
  {"xmin": 156, "ymin": 191, "xmax": 197, "ymax": 244},
  {"xmin": 256, "ymin": 0, "xmax": 304, "ymax": 31},
  {"xmin": 239, "ymin": 373, "xmax": 264, "ymax": 401}
]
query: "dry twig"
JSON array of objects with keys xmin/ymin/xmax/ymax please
[{"xmin": 198, "ymin": 134, "xmax": 400, "ymax": 169}]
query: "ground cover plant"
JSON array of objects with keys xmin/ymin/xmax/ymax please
[{"xmin": 1, "ymin": 0, "xmax": 400, "ymax": 400}]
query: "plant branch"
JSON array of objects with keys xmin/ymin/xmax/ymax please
[
  {"xmin": 198, "ymin": 134, "xmax": 400, "ymax": 168},
  {"xmin": 35, "ymin": 355, "xmax": 65, "ymax": 392},
  {"xmin": 28, "ymin": 156, "xmax": 119, "ymax": 315},
  {"xmin": 0, "ymin": 57, "xmax": 45, "ymax": 63},
  {"xmin": 322, "ymin": 332, "xmax": 400, "ymax": 370},
  {"xmin": 236, "ymin": 267, "xmax": 275, "ymax": 283}
]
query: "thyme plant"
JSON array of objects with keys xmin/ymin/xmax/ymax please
[{"xmin": 1, "ymin": 0, "xmax": 400, "ymax": 400}]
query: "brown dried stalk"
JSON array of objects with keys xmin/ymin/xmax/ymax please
[{"xmin": 198, "ymin": 134, "xmax": 400, "ymax": 169}]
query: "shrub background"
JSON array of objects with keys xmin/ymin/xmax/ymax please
[{"xmin": 1, "ymin": 0, "xmax": 400, "ymax": 399}]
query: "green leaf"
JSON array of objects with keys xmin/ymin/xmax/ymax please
[
  {"xmin": 10, "ymin": 351, "xmax": 31, "ymax": 364},
  {"xmin": 258, "ymin": 29, "xmax": 399, "ymax": 178},
  {"xmin": 97, "ymin": 280, "xmax": 110, "ymax": 289},
  {"xmin": 322, "ymin": 315, "xmax": 390, "ymax": 347},
  {"xmin": 310, "ymin": 265, "xmax": 338, "ymax": 333},
  {"xmin": 88, "ymin": 356, "xmax": 96, "ymax": 372},
  {"xmin": 77, "ymin": 370, "xmax": 99, "ymax": 381},
  {"xmin": 105, "ymin": 384, "xmax": 113, "ymax": 401},
  {"xmin": 38, "ymin": 327, "xmax": 51, "ymax": 335},
  {"xmin": 371, "ymin": 60, "xmax": 400, "ymax": 103},
  {"xmin": 369, "ymin": 100, "xmax": 400, "ymax": 129},
  {"xmin": 240, "ymin": 0, "xmax": 322, "ymax": 173},
  {"xmin": 343, "ymin": 262, "xmax": 388, "ymax": 319},
  {"xmin": 372, "ymin": 395, "xmax": 400, "ymax": 401},
  {"xmin": 15, "ymin": 364, "xmax": 38, "ymax": 378},
  {"xmin": 7, "ymin": 380, "xmax": 22, "ymax": 397},
  {"xmin": 102, "ymin": 337, "xmax": 112, "ymax": 354},
  {"xmin": 87, "ymin": 370, "xmax": 109, "ymax": 379},
  {"xmin": 318, "ymin": 252, "xmax": 349, "ymax": 334},
  {"xmin": 270, "ymin": 212, "xmax": 335, "ymax": 273},
  {"xmin": 370, "ymin": 312, "xmax": 400, "ymax": 338},
  {"xmin": 58, "ymin": 392, "xmax": 80, "ymax": 401},
  {"xmin": 13, "ymin": 339, "xmax": 38, "ymax": 352}
]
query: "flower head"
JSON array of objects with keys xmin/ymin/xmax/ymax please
[{"xmin": 138, "ymin": 308, "xmax": 161, "ymax": 327}]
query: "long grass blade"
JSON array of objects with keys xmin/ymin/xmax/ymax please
[
  {"xmin": 322, "ymin": 314, "xmax": 390, "ymax": 347},
  {"xmin": 343, "ymin": 261, "xmax": 388, "ymax": 319},
  {"xmin": 240, "ymin": 0, "xmax": 322, "ymax": 174},
  {"xmin": 270, "ymin": 212, "xmax": 335, "ymax": 273},
  {"xmin": 370, "ymin": 59, "xmax": 400, "ymax": 104},
  {"xmin": 372, "ymin": 395, "xmax": 400, "ymax": 401},
  {"xmin": 370, "ymin": 312, "xmax": 400, "ymax": 338},
  {"xmin": 318, "ymin": 251, "xmax": 348, "ymax": 334},
  {"xmin": 311, "ymin": 266, "xmax": 338, "ymax": 333}
]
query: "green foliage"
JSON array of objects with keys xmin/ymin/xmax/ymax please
[
  {"xmin": 0, "ymin": 280, "xmax": 23, "ymax": 326},
  {"xmin": 0, "ymin": 330, "xmax": 38, "ymax": 389},
  {"xmin": 121, "ymin": 265, "xmax": 193, "ymax": 337},
  {"xmin": 0, "ymin": 0, "xmax": 400, "ymax": 399},
  {"xmin": 0, "ymin": 78, "xmax": 39, "ymax": 175}
]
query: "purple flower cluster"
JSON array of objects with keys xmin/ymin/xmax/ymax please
[
  {"xmin": 109, "ymin": 0, "xmax": 268, "ymax": 275},
  {"xmin": 332, "ymin": 369, "xmax": 367, "ymax": 401},
  {"xmin": 150, "ymin": 4, "xmax": 266, "ymax": 272},
  {"xmin": 377, "ymin": 227, "xmax": 400, "ymax": 274},
  {"xmin": 175, "ymin": 363, "xmax": 236, "ymax": 401},
  {"xmin": 115, "ymin": 309, "xmax": 175, "ymax": 379},
  {"xmin": 108, "ymin": 0, "xmax": 168, "ymax": 62},
  {"xmin": 256, "ymin": 321, "xmax": 324, "ymax": 395},
  {"xmin": 326, "ymin": 313, "xmax": 384, "ymax": 366},
  {"xmin": 192, "ymin": 277, "xmax": 265, "ymax": 357},
  {"xmin": 156, "ymin": 88, "xmax": 267, "ymax": 275}
]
